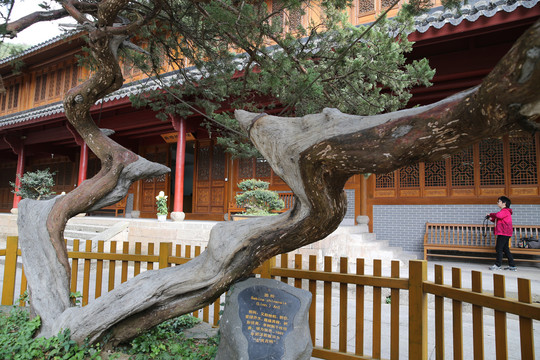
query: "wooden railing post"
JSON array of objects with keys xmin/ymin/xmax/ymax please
[
  {"xmin": 409, "ymin": 260, "xmax": 427, "ymax": 360},
  {"xmin": 1, "ymin": 236, "xmax": 19, "ymax": 306},
  {"xmin": 259, "ymin": 256, "xmax": 276, "ymax": 279},
  {"xmin": 159, "ymin": 242, "xmax": 172, "ymax": 269},
  {"xmin": 517, "ymin": 278, "xmax": 535, "ymax": 359}
]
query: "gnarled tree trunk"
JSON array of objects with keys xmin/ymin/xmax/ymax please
[
  {"xmin": 17, "ymin": 17, "xmax": 540, "ymax": 346},
  {"xmin": 17, "ymin": 0, "xmax": 168, "ymax": 339}
]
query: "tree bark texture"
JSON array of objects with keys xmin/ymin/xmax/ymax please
[
  {"xmin": 17, "ymin": 5, "xmax": 540, "ymax": 347},
  {"xmin": 16, "ymin": 0, "xmax": 168, "ymax": 339}
]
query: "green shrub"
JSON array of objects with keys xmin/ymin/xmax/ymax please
[
  {"xmin": 0, "ymin": 307, "xmax": 101, "ymax": 360},
  {"xmin": 0, "ymin": 309, "xmax": 218, "ymax": 360},
  {"xmin": 235, "ymin": 179, "xmax": 285, "ymax": 215},
  {"xmin": 10, "ymin": 169, "xmax": 56, "ymax": 200},
  {"xmin": 123, "ymin": 315, "xmax": 218, "ymax": 359},
  {"xmin": 237, "ymin": 179, "xmax": 269, "ymax": 191}
]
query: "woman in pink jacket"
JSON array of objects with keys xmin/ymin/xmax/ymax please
[{"xmin": 487, "ymin": 196, "xmax": 516, "ymax": 271}]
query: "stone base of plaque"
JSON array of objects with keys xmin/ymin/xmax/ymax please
[{"xmin": 216, "ymin": 277, "xmax": 312, "ymax": 360}]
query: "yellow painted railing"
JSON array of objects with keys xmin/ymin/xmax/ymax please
[{"xmin": 1, "ymin": 236, "xmax": 538, "ymax": 359}]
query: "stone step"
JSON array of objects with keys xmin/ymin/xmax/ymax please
[
  {"xmin": 348, "ymin": 233, "xmax": 383, "ymax": 245},
  {"xmin": 344, "ymin": 233, "xmax": 417, "ymax": 265},
  {"xmin": 65, "ymin": 223, "xmax": 109, "ymax": 234},
  {"xmin": 64, "ymin": 229, "xmax": 102, "ymax": 241},
  {"xmin": 331, "ymin": 225, "xmax": 369, "ymax": 235}
]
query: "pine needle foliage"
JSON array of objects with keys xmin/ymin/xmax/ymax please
[
  {"xmin": 10, "ymin": 169, "xmax": 56, "ymax": 200},
  {"xmin": 235, "ymin": 179, "xmax": 285, "ymax": 215},
  {"xmin": 0, "ymin": 1, "xmax": 462, "ymax": 158},
  {"xmin": 128, "ymin": 0, "xmax": 436, "ymax": 158}
]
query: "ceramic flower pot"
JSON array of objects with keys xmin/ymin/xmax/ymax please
[{"xmin": 157, "ymin": 214, "xmax": 167, "ymax": 222}]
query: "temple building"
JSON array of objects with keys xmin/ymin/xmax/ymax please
[{"xmin": 0, "ymin": 0, "xmax": 538, "ymax": 255}]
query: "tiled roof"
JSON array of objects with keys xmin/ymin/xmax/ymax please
[
  {"xmin": 415, "ymin": 0, "xmax": 539, "ymax": 32},
  {"xmin": 0, "ymin": 102, "xmax": 65, "ymax": 127},
  {"xmin": 0, "ymin": 0, "xmax": 537, "ymax": 129},
  {"xmin": 0, "ymin": 31, "xmax": 81, "ymax": 65}
]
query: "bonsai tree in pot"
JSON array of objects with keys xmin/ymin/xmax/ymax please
[
  {"xmin": 235, "ymin": 179, "xmax": 285, "ymax": 217},
  {"xmin": 155, "ymin": 191, "xmax": 168, "ymax": 221}
]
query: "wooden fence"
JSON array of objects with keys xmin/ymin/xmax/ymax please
[{"xmin": 1, "ymin": 236, "xmax": 539, "ymax": 359}]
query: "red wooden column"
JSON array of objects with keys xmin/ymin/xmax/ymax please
[
  {"xmin": 78, "ymin": 143, "xmax": 89, "ymax": 186},
  {"xmin": 3, "ymin": 135, "xmax": 25, "ymax": 212},
  {"xmin": 171, "ymin": 115, "xmax": 186, "ymax": 221},
  {"xmin": 67, "ymin": 124, "xmax": 89, "ymax": 187},
  {"xmin": 12, "ymin": 144, "xmax": 25, "ymax": 211}
]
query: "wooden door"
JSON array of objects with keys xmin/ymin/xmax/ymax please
[
  {"xmin": 193, "ymin": 140, "xmax": 227, "ymax": 214},
  {"xmin": 0, "ymin": 162, "xmax": 16, "ymax": 212},
  {"xmin": 139, "ymin": 144, "xmax": 170, "ymax": 218}
]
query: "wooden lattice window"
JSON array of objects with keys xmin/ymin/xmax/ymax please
[
  {"xmin": 255, "ymin": 158, "xmax": 271, "ymax": 178},
  {"xmin": 510, "ymin": 134, "xmax": 537, "ymax": 185},
  {"xmin": 358, "ymin": 0, "xmax": 374, "ymax": 14},
  {"xmin": 40, "ymin": 74, "xmax": 48, "ymax": 100},
  {"xmin": 399, "ymin": 164, "xmax": 419, "ymax": 188},
  {"xmin": 197, "ymin": 147, "xmax": 210, "ymax": 181},
  {"xmin": 375, "ymin": 172, "xmax": 394, "ymax": 188},
  {"xmin": 34, "ymin": 76, "xmax": 41, "ymax": 102},
  {"xmin": 12, "ymin": 84, "xmax": 19, "ymax": 108},
  {"xmin": 64, "ymin": 65, "xmax": 72, "ymax": 92},
  {"xmin": 34, "ymin": 74, "xmax": 48, "ymax": 102},
  {"xmin": 425, "ymin": 160, "xmax": 446, "ymax": 187},
  {"xmin": 480, "ymin": 138, "xmax": 504, "ymax": 186},
  {"xmin": 451, "ymin": 146, "xmax": 474, "ymax": 187},
  {"xmin": 0, "ymin": 91, "xmax": 6, "ymax": 111},
  {"xmin": 71, "ymin": 65, "xmax": 78, "ymax": 88},
  {"xmin": 238, "ymin": 158, "xmax": 253, "ymax": 179},
  {"xmin": 2, "ymin": 83, "xmax": 20, "ymax": 110},
  {"xmin": 48, "ymin": 71, "xmax": 56, "ymax": 98},
  {"xmin": 211, "ymin": 145, "xmax": 226, "ymax": 180},
  {"xmin": 381, "ymin": 0, "xmax": 394, "ymax": 9},
  {"xmin": 8, "ymin": 85, "xmax": 14, "ymax": 107},
  {"xmin": 271, "ymin": 0, "xmax": 285, "ymax": 29},
  {"xmin": 55, "ymin": 69, "xmax": 63, "ymax": 96},
  {"xmin": 288, "ymin": 7, "xmax": 303, "ymax": 30}
]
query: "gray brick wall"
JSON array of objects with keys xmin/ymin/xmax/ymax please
[{"xmin": 373, "ymin": 204, "xmax": 540, "ymax": 255}]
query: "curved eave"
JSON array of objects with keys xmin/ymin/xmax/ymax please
[
  {"xmin": 413, "ymin": 0, "xmax": 540, "ymax": 33},
  {"xmin": 0, "ymin": 95, "xmax": 134, "ymax": 132},
  {"xmin": 0, "ymin": 31, "xmax": 85, "ymax": 76}
]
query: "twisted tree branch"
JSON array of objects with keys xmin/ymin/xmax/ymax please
[{"xmin": 39, "ymin": 18, "xmax": 540, "ymax": 346}]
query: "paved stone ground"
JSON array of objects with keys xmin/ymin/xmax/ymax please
[{"xmin": 308, "ymin": 259, "xmax": 540, "ymax": 359}]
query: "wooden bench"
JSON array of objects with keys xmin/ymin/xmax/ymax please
[
  {"xmin": 90, "ymin": 196, "xmax": 127, "ymax": 217},
  {"xmin": 424, "ymin": 223, "xmax": 540, "ymax": 262},
  {"xmin": 227, "ymin": 192, "xmax": 295, "ymax": 220}
]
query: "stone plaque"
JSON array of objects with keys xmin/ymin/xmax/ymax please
[
  {"xmin": 239, "ymin": 285, "xmax": 300, "ymax": 358},
  {"xmin": 216, "ymin": 277, "xmax": 312, "ymax": 360}
]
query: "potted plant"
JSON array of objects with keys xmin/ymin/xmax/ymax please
[
  {"xmin": 155, "ymin": 191, "xmax": 168, "ymax": 221},
  {"xmin": 233, "ymin": 179, "xmax": 285, "ymax": 220}
]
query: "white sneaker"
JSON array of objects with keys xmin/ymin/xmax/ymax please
[
  {"xmin": 489, "ymin": 265, "xmax": 501, "ymax": 270},
  {"xmin": 504, "ymin": 266, "xmax": 517, "ymax": 271}
]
